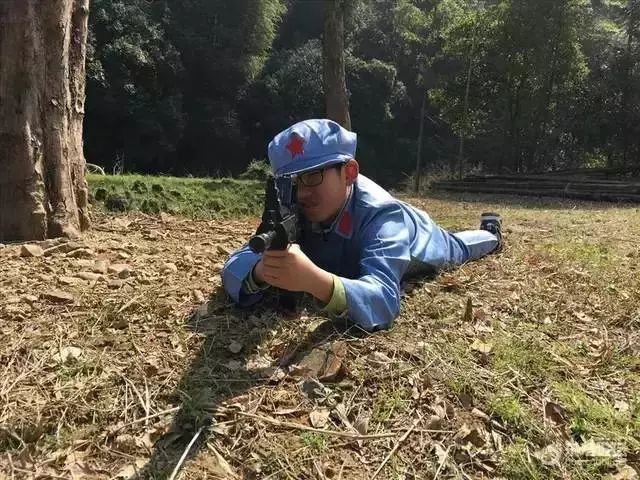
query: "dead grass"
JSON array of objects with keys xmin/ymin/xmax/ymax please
[{"xmin": 0, "ymin": 193, "xmax": 639, "ymax": 479}]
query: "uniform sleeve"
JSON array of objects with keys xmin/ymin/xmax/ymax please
[
  {"xmin": 221, "ymin": 245, "xmax": 266, "ymax": 306},
  {"xmin": 338, "ymin": 206, "xmax": 411, "ymax": 331},
  {"xmin": 323, "ymin": 275, "xmax": 347, "ymax": 314}
]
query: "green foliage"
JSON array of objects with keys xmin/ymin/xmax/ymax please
[
  {"xmin": 87, "ymin": 174, "xmax": 263, "ymax": 219},
  {"xmin": 239, "ymin": 160, "xmax": 271, "ymax": 181},
  {"xmin": 83, "ymin": 0, "xmax": 640, "ymax": 181},
  {"xmin": 86, "ymin": 0, "xmax": 185, "ymax": 174},
  {"xmin": 553, "ymin": 381, "xmax": 640, "ymax": 450},
  {"xmin": 300, "ymin": 432, "xmax": 328, "ymax": 452},
  {"xmin": 500, "ymin": 440, "xmax": 547, "ymax": 480}
]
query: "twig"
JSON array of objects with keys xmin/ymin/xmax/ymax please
[
  {"xmin": 144, "ymin": 377, "xmax": 151, "ymax": 426},
  {"xmin": 112, "ymin": 406, "xmax": 181, "ymax": 432},
  {"xmin": 226, "ymin": 409, "xmax": 396, "ymax": 440},
  {"xmin": 390, "ymin": 427, "xmax": 454, "ymax": 434},
  {"xmin": 371, "ymin": 414, "xmax": 423, "ymax": 480},
  {"xmin": 10, "ymin": 465, "xmax": 68, "ymax": 480},
  {"xmin": 433, "ymin": 445, "xmax": 452, "ymax": 479},
  {"xmin": 117, "ymin": 294, "xmax": 143, "ymax": 314},
  {"xmin": 313, "ymin": 460, "xmax": 326, "ymax": 479},
  {"xmin": 119, "ymin": 375, "xmax": 150, "ymax": 420},
  {"xmin": 168, "ymin": 426, "xmax": 204, "ymax": 480}
]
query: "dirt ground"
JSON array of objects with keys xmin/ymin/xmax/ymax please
[{"xmin": 1, "ymin": 194, "xmax": 639, "ymax": 479}]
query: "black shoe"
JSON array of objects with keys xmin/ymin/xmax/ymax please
[{"xmin": 480, "ymin": 212, "xmax": 503, "ymax": 252}]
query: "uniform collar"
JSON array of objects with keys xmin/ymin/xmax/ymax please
[{"xmin": 310, "ymin": 185, "xmax": 355, "ymax": 239}]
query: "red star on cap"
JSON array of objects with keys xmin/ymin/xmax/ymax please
[{"xmin": 286, "ymin": 134, "xmax": 305, "ymax": 158}]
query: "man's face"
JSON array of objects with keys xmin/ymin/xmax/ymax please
[{"xmin": 295, "ymin": 162, "xmax": 353, "ymax": 223}]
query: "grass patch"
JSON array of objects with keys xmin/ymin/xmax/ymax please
[
  {"xmin": 372, "ymin": 388, "xmax": 411, "ymax": 424},
  {"xmin": 553, "ymin": 381, "xmax": 640, "ymax": 451},
  {"xmin": 489, "ymin": 392, "xmax": 526, "ymax": 425},
  {"xmin": 492, "ymin": 329, "xmax": 558, "ymax": 384},
  {"xmin": 500, "ymin": 440, "xmax": 547, "ymax": 480},
  {"xmin": 535, "ymin": 239, "xmax": 616, "ymax": 270},
  {"xmin": 300, "ymin": 432, "xmax": 328, "ymax": 452},
  {"xmin": 88, "ymin": 174, "xmax": 263, "ymax": 219}
]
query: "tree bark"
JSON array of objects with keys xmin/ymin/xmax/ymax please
[
  {"xmin": 0, "ymin": 0, "xmax": 90, "ymax": 242},
  {"xmin": 414, "ymin": 89, "xmax": 427, "ymax": 193},
  {"xmin": 323, "ymin": 0, "xmax": 351, "ymax": 129}
]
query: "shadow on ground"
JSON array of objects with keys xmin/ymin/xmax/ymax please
[{"xmin": 133, "ymin": 287, "xmax": 364, "ymax": 479}]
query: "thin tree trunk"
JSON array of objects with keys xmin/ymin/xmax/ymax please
[
  {"xmin": 620, "ymin": 0, "xmax": 638, "ymax": 167},
  {"xmin": 0, "ymin": 0, "xmax": 90, "ymax": 241},
  {"xmin": 457, "ymin": 32, "xmax": 477, "ymax": 180},
  {"xmin": 415, "ymin": 89, "xmax": 427, "ymax": 193},
  {"xmin": 531, "ymin": 13, "xmax": 562, "ymax": 171},
  {"xmin": 323, "ymin": 0, "xmax": 351, "ymax": 129}
]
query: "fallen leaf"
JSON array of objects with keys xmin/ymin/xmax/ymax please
[
  {"xmin": 228, "ymin": 341, "xmax": 243, "ymax": 354},
  {"xmin": 43, "ymin": 290, "xmax": 75, "ymax": 304},
  {"xmin": 65, "ymin": 460, "xmax": 95, "ymax": 480},
  {"xmin": 114, "ymin": 458, "xmax": 148, "ymax": 478},
  {"xmin": 612, "ymin": 465, "xmax": 639, "ymax": 480},
  {"xmin": 470, "ymin": 339, "xmax": 493, "ymax": 354},
  {"xmin": 291, "ymin": 341, "xmax": 347, "ymax": 383},
  {"xmin": 570, "ymin": 439, "xmax": 619, "ymax": 458},
  {"xmin": 52, "ymin": 346, "xmax": 83, "ymax": 363},
  {"xmin": 20, "ymin": 244, "xmax": 44, "ymax": 257},
  {"xmin": 434, "ymin": 443, "xmax": 449, "ymax": 466},
  {"xmin": 160, "ymin": 212, "xmax": 173, "ymax": 223},
  {"xmin": 353, "ymin": 413, "xmax": 370, "ymax": 435},
  {"xmin": 224, "ymin": 360, "xmax": 243, "ymax": 371},
  {"xmin": 453, "ymin": 422, "xmax": 486, "ymax": 447},
  {"xmin": 299, "ymin": 378, "xmax": 327, "ymax": 400},
  {"xmin": 320, "ymin": 341, "xmax": 347, "ymax": 382},
  {"xmin": 425, "ymin": 414, "xmax": 443, "ymax": 430},
  {"xmin": 368, "ymin": 351, "xmax": 392, "ymax": 365},
  {"xmin": 192, "ymin": 289, "xmax": 206, "ymax": 303},
  {"xmin": 544, "ymin": 401, "xmax": 567, "ymax": 426},
  {"xmin": 534, "ymin": 443, "xmax": 563, "ymax": 467},
  {"xmin": 614, "ymin": 400, "xmax": 630, "ymax": 413},
  {"xmin": 206, "ymin": 443, "xmax": 240, "ymax": 479},
  {"xmin": 274, "ymin": 408, "xmax": 304, "ymax": 416},
  {"xmin": 471, "ymin": 408, "xmax": 490, "ymax": 422},
  {"xmin": 309, "ymin": 408, "xmax": 330, "ymax": 428}
]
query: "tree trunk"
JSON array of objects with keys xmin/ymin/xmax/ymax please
[
  {"xmin": 414, "ymin": 89, "xmax": 427, "ymax": 193},
  {"xmin": 620, "ymin": 0, "xmax": 639, "ymax": 167},
  {"xmin": 0, "ymin": 0, "xmax": 91, "ymax": 242},
  {"xmin": 323, "ymin": 0, "xmax": 351, "ymax": 129},
  {"xmin": 457, "ymin": 32, "xmax": 477, "ymax": 180}
]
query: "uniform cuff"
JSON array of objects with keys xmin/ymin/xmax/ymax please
[
  {"xmin": 323, "ymin": 275, "xmax": 347, "ymax": 315},
  {"xmin": 242, "ymin": 265, "xmax": 270, "ymax": 294}
]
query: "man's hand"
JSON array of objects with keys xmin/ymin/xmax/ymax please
[{"xmin": 253, "ymin": 244, "xmax": 334, "ymax": 303}]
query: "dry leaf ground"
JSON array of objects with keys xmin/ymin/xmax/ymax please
[{"xmin": 1, "ymin": 193, "xmax": 639, "ymax": 479}]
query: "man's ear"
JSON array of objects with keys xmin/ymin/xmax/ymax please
[{"xmin": 344, "ymin": 159, "xmax": 359, "ymax": 185}]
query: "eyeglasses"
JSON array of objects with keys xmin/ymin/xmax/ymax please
[{"xmin": 296, "ymin": 162, "xmax": 345, "ymax": 187}]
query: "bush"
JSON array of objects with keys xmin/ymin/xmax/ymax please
[
  {"xmin": 239, "ymin": 160, "xmax": 271, "ymax": 181},
  {"xmin": 105, "ymin": 194, "xmax": 129, "ymax": 212},
  {"xmin": 132, "ymin": 180, "xmax": 148, "ymax": 194},
  {"xmin": 141, "ymin": 199, "xmax": 160, "ymax": 214},
  {"xmin": 94, "ymin": 188, "xmax": 108, "ymax": 201}
]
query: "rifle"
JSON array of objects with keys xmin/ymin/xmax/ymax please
[{"xmin": 249, "ymin": 175, "xmax": 300, "ymax": 254}]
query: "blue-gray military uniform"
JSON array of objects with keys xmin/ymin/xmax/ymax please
[{"xmin": 222, "ymin": 119, "xmax": 498, "ymax": 331}]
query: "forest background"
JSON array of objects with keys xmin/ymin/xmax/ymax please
[{"xmin": 86, "ymin": 0, "xmax": 640, "ymax": 186}]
